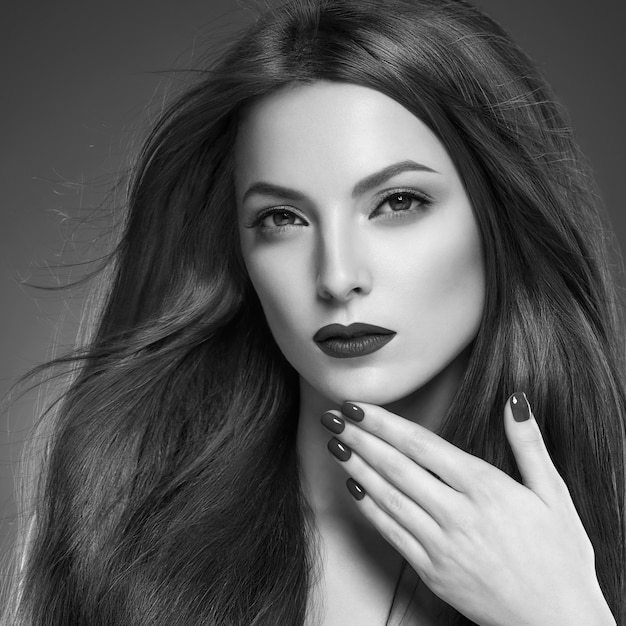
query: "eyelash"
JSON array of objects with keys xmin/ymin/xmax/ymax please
[
  {"xmin": 370, "ymin": 188, "xmax": 433, "ymax": 219},
  {"xmin": 246, "ymin": 188, "xmax": 433, "ymax": 233}
]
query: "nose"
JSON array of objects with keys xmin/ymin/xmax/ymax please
[{"xmin": 315, "ymin": 225, "xmax": 372, "ymax": 303}]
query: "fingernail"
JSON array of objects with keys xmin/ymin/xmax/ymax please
[
  {"xmin": 346, "ymin": 478, "xmax": 366, "ymax": 500},
  {"xmin": 321, "ymin": 412, "xmax": 345, "ymax": 434},
  {"xmin": 327, "ymin": 437, "xmax": 351, "ymax": 461},
  {"xmin": 341, "ymin": 402, "xmax": 364, "ymax": 422},
  {"xmin": 510, "ymin": 392, "xmax": 531, "ymax": 422}
]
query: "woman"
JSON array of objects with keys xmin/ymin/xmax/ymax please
[{"xmin": 4, "ymin": 0, "xmax": 625, "ymax": 624}]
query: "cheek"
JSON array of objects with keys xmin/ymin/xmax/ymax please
[
  {"xmin": 378, "ymin": 212, "xmax": 484, "ymax": 348},
  {"xmin": 412, "ymin": 223, "xmax": 485, "ymax": 346},
  {"xmin": 244, "ymin": 245, "xmax": 310, "ymax": 335}
]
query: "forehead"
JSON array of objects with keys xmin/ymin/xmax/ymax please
[{"xmin": 234, "ymin": 81, "xmax": 456, "ymax": 198}]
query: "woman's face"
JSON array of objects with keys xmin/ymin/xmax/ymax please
[{"xmin": 235, "ymin": 81, "xmax": 485, "ymax": 405}]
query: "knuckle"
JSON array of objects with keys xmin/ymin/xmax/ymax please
[
  {"xmin": 466, "ymin": 464, "xmax": 504, "ymax": 503},
  {"xmin": 515, "ymin": 427, "xmax": 546, "ymax": 451},
  {"xmin": 383, "ymin": 488, "xmax": 404, "ymax": 515},
  {"xmin": 386, "ymin": 524, "xmax": 406, "ymax": 552},
  {"xmin": 420, "ymin": 561, "xmax": 445, "ymax": 592},
  {"xmin": 407, "ymin": 429, "xmax": 433, "ymax": 459},
  {"xmin": 467, "ymin": 468, "xmax": 492, "ymax": 498},
  {"xmin": 448, "ymin": 512, "xmax": 471, "ymax": 532},
  {"xmin": 381, "ymin": 455, "xmax": 407, "ymax": 482},
  {"xmin": 444, "ymin": 507, "xmax": 474, "ymax": 533}
]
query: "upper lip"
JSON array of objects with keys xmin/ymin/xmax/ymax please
[{"xmin": 313, "ymin": 323, "xmax": 396, "ymax": 342}]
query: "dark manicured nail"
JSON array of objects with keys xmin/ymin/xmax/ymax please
[
  {"xmin": 346, "ymin": 478, "xmax": 366, "ymax": 500},
  {"xmin": 341, "ymin": 402, "xmax": 364, "ymax": 422},
  {"xmin": 327, "ymin": 437, "xmax": 351, "ymax": 461},
  {"xmin": 321, "ymin": 412, "xmax": 345, "ymax": 434},
  {"xmin": 510, "ymin": 392, "xmax": 531, "ymax": 422}
]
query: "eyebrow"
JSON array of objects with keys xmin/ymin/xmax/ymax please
[{"xmin": 241, "ymin": 159, "xmax": 439, "ymax": 204}]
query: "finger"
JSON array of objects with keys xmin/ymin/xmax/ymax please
[
  {"xmin": 341, "ymin": 401, "xmax": 484, "ymax": 491},
  {"xmin": 329, "ymin": 415, "xmax": 461, "ymax": 522},
  {"xmin": 328, "ymin": 436, "xmax": 441, "ymax": 541},
  {"xmin": 504, "ymin": 392, "xmax": 567, "ymax": 501},
  {"xmin": 346, "ymin": 477, "xmax": 433, "ymax": 575},
  {"xmin": 326, "ymin": 436, "xmax": 443, "ymax": 552}
]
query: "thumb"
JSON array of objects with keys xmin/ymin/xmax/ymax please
[{"xmin": 504, "ymin": 392, "xmax": 564, "ymax": 499}]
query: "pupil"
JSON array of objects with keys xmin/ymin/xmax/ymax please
[
  {"xmin": 273, "ymin": 211, "xmax": 294, "ymax": 226},
  {"xmin": 390, "ymin": 194, "xmax": 411, "ymax": 211}
]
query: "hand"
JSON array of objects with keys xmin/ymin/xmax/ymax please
[{"xmin": 322, "ymin": 393, "xmax": 616, "ymax": 626}]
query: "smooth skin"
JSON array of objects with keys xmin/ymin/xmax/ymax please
[{"xmin": 235, "ymin": 82, "xmax": 616, "ymax": 624}]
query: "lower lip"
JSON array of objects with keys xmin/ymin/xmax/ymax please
[{"xmin": 315, "ymin": 334, "xmax": 395, "ymax": 358}]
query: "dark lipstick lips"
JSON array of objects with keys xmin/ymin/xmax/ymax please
[{"xmin": 313, "ymin": 323, "xmax": 396, "ymax": 358}]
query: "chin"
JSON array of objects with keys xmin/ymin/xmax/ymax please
[
  {"xmin": 306, "ymin": 369, "xmax": 432, "ymax": 407},
  {"xmin": 299, "ymin": 347, "xmax": 472, "ymax": 412}
]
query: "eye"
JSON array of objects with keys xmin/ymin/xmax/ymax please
[
  {"xmin": 370, "ymin": 190, "xmax": 432, "ymax": 218},
  {"xmin": 261, "ymin": 209, "xmax": 306, "ymax": 228},
  {"xmin": 246, "ymin": 207, "xmax": 309, "ymax": 232}
]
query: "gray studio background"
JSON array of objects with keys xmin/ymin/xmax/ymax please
[{"xmin": 1, "ymin": 1, "xmax": 625, "ymax": 559}]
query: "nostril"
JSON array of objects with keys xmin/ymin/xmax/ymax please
[
  {"xmin": 316, "ymin": 279, "xmax": 370, "ymax": 302},
  {"xmin": 315, "ymin": 256, "xmax": 372, "ymax": 301}
]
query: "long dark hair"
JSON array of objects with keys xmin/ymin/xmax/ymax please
[{"xmin": 5, "ymin": 0, "xmax": 626, "ymax": 624}]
